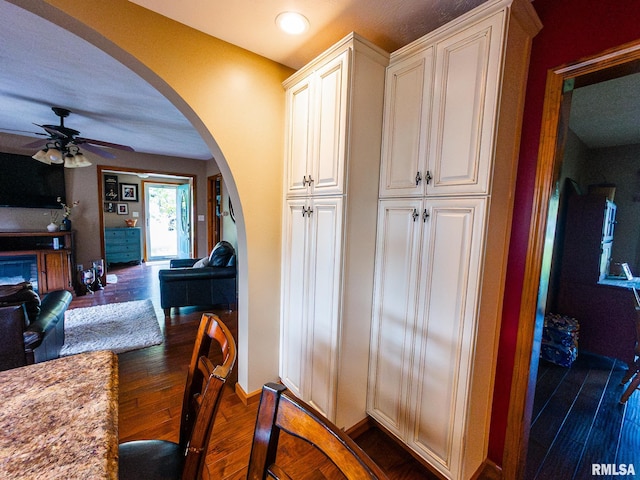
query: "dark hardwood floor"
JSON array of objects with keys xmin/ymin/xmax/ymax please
[
  {"xmin": 526, "ymin": 353, "xmax": 640, "ymax": 479},
  {"xmin": 69, "ymin": 261, "xmax": 437, "ymax": 479}
]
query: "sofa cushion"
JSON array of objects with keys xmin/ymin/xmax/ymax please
[
  {"xmin": 208, "ymin": 241, "xmax": 235, "ymax": 267},
  {"xmin": 193, "ymin": 257, "xmax": 210, "ymax": 268},
  {"xmin": 0, "ymin": 282, "xmax": 40, "ymax": 324}
]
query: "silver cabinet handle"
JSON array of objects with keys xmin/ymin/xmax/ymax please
[{"xmin": 425, "ymin": 171, "xmax": 433, "ymax": 184}]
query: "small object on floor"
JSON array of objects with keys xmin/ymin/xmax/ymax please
[{"xmin": 541, "ymin": 313, "xmax": 579, "ymax": 367}]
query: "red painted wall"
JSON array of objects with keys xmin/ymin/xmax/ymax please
[{"xmin": 488, "ymin": 0, "xmax": 640, "ymax": 465}]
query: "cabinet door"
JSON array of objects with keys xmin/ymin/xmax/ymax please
[
  {"xmin": 40, "ymin": 250, "xmax": 71, "ymax": 293},
  {"xmin": 408, "ymin": 197, "xmax": 486, "ymax": 478},
  {"xmin": 279, "ymin": 199, "xmax": 310, "ymax": 398},
  {"xmin": 379, "ymin": 49, "xmax": 434, "ymax": 197},
  {"xmin": 428, "ymin": 11, "xmax": 504, "ymax": 195},
  {"xmin": 305, "ymin": 197, "xmax": 343, "ymax": 419},
  {"xmin": 367, "ymin": 198, "xmax": 424, "ymax": 437},
  {"xmin": 311, "ymin": 50, "xmax": 350, "ymax": 195},
  {"xmin": 285, "ymin": 76, "xmax": 314, "ymax": 196}
]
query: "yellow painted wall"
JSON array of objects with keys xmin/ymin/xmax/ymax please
[{"xmin": 16, "ymin": 0, "xmax": 294, "ymax": 393}]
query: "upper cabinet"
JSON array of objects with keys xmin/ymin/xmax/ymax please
[
  {"xmin": 284, "ymin": 50, "xmax": 350, "ymax": 197},
  {"xmin": 379, "ymin": 48, "xmax": 434, "ymax": 197},
  {"xmin": 380, "ymin": 7, "xmax": 507, "ymax": 197}
]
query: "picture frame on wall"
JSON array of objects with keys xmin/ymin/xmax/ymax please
[
  {"xmin": 120, "ymin": 183, "xmax": 138, "ymax": 202},
  {"xmin": 104, "ymin": 174, "xmax": 119, "ymax": 201},
  {"xmin": 104, "ymin": 202, "xmax": 116, "ymax": 213},
  {"xmin": 117, "ymin": 203, "xmax": 129, "ymax": 215}
]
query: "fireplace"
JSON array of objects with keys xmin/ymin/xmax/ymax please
[{"xmin": 0, "ymin": 254, "xmax": 39, "ymax": 292}]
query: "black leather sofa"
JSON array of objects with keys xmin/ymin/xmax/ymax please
[
  {"xmin": 0, "ymin": 287, "xmax": 72, "ymax": 371},
  {"xmin": 158, "ymin": 241, "xmax": 237, "ymax": 315}
]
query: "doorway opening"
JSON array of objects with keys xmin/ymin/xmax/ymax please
[
  {"xmin": 506, "ymin": 41, "xmax": 640, "ymax": 479},
  {"xmin": 145, "ymin": 182, "xmax": 192, "ymax": 260}
]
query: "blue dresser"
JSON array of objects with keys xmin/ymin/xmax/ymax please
[{"xmin": 105, "ymin": 227, "xmax": 142, "ymax": 265}]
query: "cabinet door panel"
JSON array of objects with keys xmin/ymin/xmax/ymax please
[
  {"xmin": 41, "ymin": 250, "xmax": 71, "ymax": 293},
  {"xmin": 428, "ymin": 12, "xmax": 504, "ymax": 195},
  {"xmin": 367, "ymin": 199, "xmax": 423, "ymax": 435},
  {"xmin": 280, "ymin": 199, "xmax": 310, "ymax": 398},
  {"xmin": 409, "ymin": 197, "xmax": 486, "ymax": 477},
  {"xmin": 312, "ymin": 50, "xmax": 349, "ymax": 195},
  {"xmin": 285, "ymin": 78, "xmax": 313, "ymax": 196},
  {"xmin": 306, "ymin": 197, "xmax": 343, "ymax": 419},
  {"xmin": 379, "ymin": 50, "xmax": 434, "ymax": 197}
]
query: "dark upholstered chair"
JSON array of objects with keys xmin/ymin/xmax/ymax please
[
  {"xmin": 247, "ymin": 382, "xmax": 389, "ymax": 480},
  {"xmin": 0, "ymin": 285, "xmax": 72, "ymax": 369},
  {"xmin": 119, "ymin": 313, "xmax": 237, "ymax": 479},
  {"xmin": 0, "ymin": 304, "xmax": 28, "ymax": 371},
  {"xmin": 159, "ymin": 241, "xmax": 237, "ymax": 315}
]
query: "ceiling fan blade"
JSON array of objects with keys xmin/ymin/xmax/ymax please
[
  {"xmin": 0, "ymin": 126, "xmax": 46, "ymax": 134},
  {"xmin": 35, "ymin": 123, "xmax": 69, "ymax": 138},
  {"xmin": 22, "ymin": 138, "xmax": 49, "ymax": 149},
  {"xmin": 79, "ymin": 142, "xmax": 117, "ymax": 159},
  {"xmin": 76, "ymin": 137, "xmax": 134, "ymax": 152}
]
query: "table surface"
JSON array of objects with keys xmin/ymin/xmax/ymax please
[{"xmin": 0, "ymin": 350, "xmax": 119, "ymax": 479}]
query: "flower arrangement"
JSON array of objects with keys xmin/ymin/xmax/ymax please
[{"xmin": 57, "ymin": 196, "xmax": 79, "ymax": 218}]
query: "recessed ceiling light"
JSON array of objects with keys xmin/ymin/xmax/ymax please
[{"xmin": 275, "ymin": 11, "xmax": 310, "ymax": 35}]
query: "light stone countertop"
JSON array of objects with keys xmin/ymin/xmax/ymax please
[{"xmin": 0, "ymin": 350, "xmax": 119, "ymax": 479}]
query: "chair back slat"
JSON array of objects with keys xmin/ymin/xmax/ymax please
[
  {"xmin": 247, "ymin": 382, "xmax": 388, "ymax": 480},
  {"xmin": 180, "ymin": 314, "xmax": 237, "ymax": 479}
]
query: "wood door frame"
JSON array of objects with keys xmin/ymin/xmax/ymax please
[
  {"xmin": 503, "ymin": 40, "xmax": 640, "ymax": 479},
  {"xmin": 207, "ymin": 174, "xmax": 222, "ymax": 252},
  {"xmin": 97, "ymin": 165, "xmax": 197, "ymax": 265}
]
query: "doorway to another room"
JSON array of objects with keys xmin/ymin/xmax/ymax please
[
  {"xmin": 99, "ymin": 167, "xmax": 195, "ymax": 268},
  {"xmin": 145, "ymin": 182, "xmax": 192, "ymax": 261}
]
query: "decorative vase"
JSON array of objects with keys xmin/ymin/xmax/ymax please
[
  {"xmin": 60, "ymin": 217, "xmax": 72, "ymax": 231},
  {"xmin": 46, "ymin": 222, "xmax": 59, "ymax": 232}
]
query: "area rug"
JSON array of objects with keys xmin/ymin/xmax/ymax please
[{"xmin": 60, "ymin": 299, "xmax": 163, "ymax": 356}]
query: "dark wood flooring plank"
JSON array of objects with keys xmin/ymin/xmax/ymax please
[
  {"xmin": 535, "ymin": 365, "xmax": 610, "ymax": 479},
  {"xmin": 572, "ymin": 361, "xmax": 624, "ymax": 478},
  {"xmin": 525, "ymin": 364, "xmax": 590, "ymax": 480}
]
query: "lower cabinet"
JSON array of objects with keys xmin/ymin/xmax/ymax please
[
  {"xmin": 367, "ymin": 197, "xmax": 486, "ymax": 479},
  {"xmin": 105, "ymin": 227, "xmax": 142, "ymax": 265},
  {"xmin": 39, "ymin": 250, "xmax": 73, "ymax": 293},
  {"xmin": 280, "ymin": 197, "xmax": 343, "ymax": 420}
]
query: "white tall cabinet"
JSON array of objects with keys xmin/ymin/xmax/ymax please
[
  {"xmin": 280, "ymin": 33, "xmax": 389, "ymax": 427},
  {"xmin": 367, "ymin": 0, "xmax": 541, "ymax": 479}
]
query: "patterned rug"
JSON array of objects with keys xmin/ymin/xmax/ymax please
[{"xmin": 60, "ymin": 299, "xmax": 163, "ymax": 356}]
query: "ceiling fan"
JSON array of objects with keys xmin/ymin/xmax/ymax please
[{"xmin": 23, "ymin": 106, "xmax": 134, "ymax": 167}]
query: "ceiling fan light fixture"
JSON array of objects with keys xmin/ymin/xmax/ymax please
[
  {"xmin": 32, "ymin": 149, "xmax": 51, "ymax": 165},
  {"xmin": 46, "ymin": 148, "xmax": 64, "ymax": 164},
  {"xmin": 276, "ymin": 11, "xmax": 309, "ymax": 35},
  {"xmin": 72, "ymin": 151, "xmax": 92, "ymax": 167}
]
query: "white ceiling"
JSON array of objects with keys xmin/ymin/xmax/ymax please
[
  {"xmin": 0, "ymin": 0, "xmax": 638, "ymax": 163},
  {"xmin": 570, "ymin": 72, "xmax": 640, "ymax": 149}
]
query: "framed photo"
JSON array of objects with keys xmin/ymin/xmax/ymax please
[
  {"xmin": 104, "ymin": 202, "xmax": 116, "ymax": 213},
  {"xmin": 104, "ymin": 174, "xmax": 119, "ymax": 201},
  {"xmin": 117, "ymin": 203, "xmax": 129, "ymax": 215},
  {"xmin": 120, "ymin": 183, "xmax": 138, "ymax": 202}
]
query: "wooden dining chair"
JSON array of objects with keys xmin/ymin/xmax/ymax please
[
  {"xmin": 119, "ymin": 313, "xmax": 237, "ymax": 479},
  {"xmin": 247, "ymin": 382, "xmax": 389, "ymax": 480}
]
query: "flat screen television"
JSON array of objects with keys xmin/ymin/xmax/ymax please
[{"xmin": 0, "ymin": 152, "xmax": 66, "ymax": 209}]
